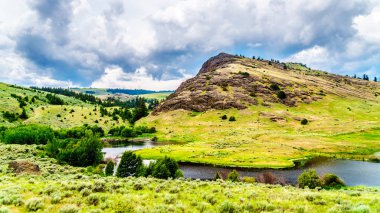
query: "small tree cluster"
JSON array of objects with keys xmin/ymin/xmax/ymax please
[{"xmin": 298, "ymin": 169, "xmax": 345, "ymax": 189}]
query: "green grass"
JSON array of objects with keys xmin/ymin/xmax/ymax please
[
  {"xmin": 0, "ymin": 83, "xmax": 130, "ymax": 130},
  {"xmin": 138, "ymin": 92, "xmax": 172, "ymax": 100},
  {"xmin": 136, "ymin": 95, "xmax": 380, "ymax": 168},
  {"xmin": 0, "ymin": 144, "xmax": 379, "ymax": 213}
]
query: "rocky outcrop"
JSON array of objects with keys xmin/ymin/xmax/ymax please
[{"xmin": 8, "ymin": 160, "xmax": 40, "ymax": 175}]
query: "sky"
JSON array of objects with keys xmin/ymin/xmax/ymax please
[{"xmin": 0, "ymin": 0, "xmax": 380, "ymax": 90}]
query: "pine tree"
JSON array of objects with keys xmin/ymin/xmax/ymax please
[
  {"xmin": 105, "ymin": 160, "xmax": 115, "ymax": 176},
  {"xmin": 374, "ymin": 77, "xmax": 377, "ymax": 82},
  {"xmin": 116, "ymin": 151, "xmax": 142, "ymax": 177},
  {"xmin": 19, "ymin": 108, "xmax": 28, "ymax": 119}
]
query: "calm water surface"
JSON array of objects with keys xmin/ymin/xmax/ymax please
[{"xmin": 102, "ymin": 141, "xmax": 380, "ymax": 186}]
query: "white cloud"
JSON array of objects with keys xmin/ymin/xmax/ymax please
[
  {"xmin": 91, "ymin": 66, "xmax": 190, "ymax": 90},
  {"xmin": 285, "ymin": 45, "xmax": 333, "ymax": 70},
  {"xmin": 354, "ymin": 5, "xmax": 380, "ymax": 45}
]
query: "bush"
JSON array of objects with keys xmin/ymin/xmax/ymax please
[
  {"xmin": 219, "ymin": 201, "xmax": 239, "ymax": 213},
  {"xmin": 257, "ymin": 172, "xmax": 277, "ymax": 184},
  {"xmin": 298, "ymin": 169, "xmax": 322, "ymax": 189},
  {"xmin": 3, "ymin": 125, "xmax": 54, "ymax": 145},
  {"xmin": 87, "ymin": 194, "xmax": 100, "ymax": 206},
  {"xmin": 227, "ymin": 170, "xmax": 240, "ymax": 182},
  {"xmin": 277, "ymin": 91, "xmax": 287, "ymax": 99},
  {"xmin": 0, "ymin": 206, "xmax": 10, "ymax": 213},
  {"xmin": 242, "ymin": 176, "xmax": 256, "ymax": 183},
  {"xmin": 59, "ymin": 205, "xmax": 80, "ymax": 213},
  {"xmin": 105, "ymin": 161, "xmax": 115, "ymax": 176},
  {"xmin": 47, "ymin": 136, "xmax": 103, "ymax": 167},
  {"xmin": 221, "ymin": 115, "xmax": 228, "ymax": 120},
  {"xmin": 321, "ymin": 173, "xmax": 345, "ymax": 188},
  {"xmin": 26, "ymin": 198, "xmax": 44, "ymax": 211},
  {"xmin": 229, "ymin": 116, "xmax": 236, "ymax": 122},
  {"xmin": 301, "ymin": 118, "xmax": 308, "ymax": 125},
  {"xmin": 270, "ymin": 84, "xmax": 280, "ymax": 91},
  {"xmin": 116, "ymin": 152, "xmax": 142, "ymax": 177},
  {"xmin": 213, "ymin": 172, "xmax": 223, "ymax": 181}
]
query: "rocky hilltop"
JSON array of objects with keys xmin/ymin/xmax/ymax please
[{"xmin": 154, "ymin": 53, "xmax": 380, "ymax": 113}]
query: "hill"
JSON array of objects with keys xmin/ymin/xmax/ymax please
[
  {"xmin": 0, "ymin": 83, "xmax": 129, "ymax": 130},
  {"xmin": 137, "ymin": 53, "xmax": 380, "ymax": 168}
]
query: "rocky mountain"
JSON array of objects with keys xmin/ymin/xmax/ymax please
[{"xmin": 154, "ymin": 53, "xmax": 380, "ymax": 113}]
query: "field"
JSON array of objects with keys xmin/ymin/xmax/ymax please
[
  {"xmin": 0, "ymin": 144, "xmax": 379, "ymax": 213},
  {"xmin": 137, "ymin": 94, "xmax": 380, "ymax": 168}
]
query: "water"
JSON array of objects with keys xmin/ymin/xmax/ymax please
[
  {"xmin": 180, "ymin": 158, "xmax": 380, "ymax": 186},
  {"xmin": 102, "ymin": 141, "xmax": 380, "ymax": 186}
]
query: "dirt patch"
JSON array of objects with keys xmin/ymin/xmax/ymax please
[{"xmin": 8, "ymin": 160, "xmax": 41, "ymax": 175}]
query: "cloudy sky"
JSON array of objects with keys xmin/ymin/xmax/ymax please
[{"xmin": 0, "ymin": 0, "xmax": 380, "ymax": 90}]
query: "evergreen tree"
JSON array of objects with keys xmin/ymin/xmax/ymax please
[
  {"xmin": 374, "ymin": 77, "xmax": 377, "ymax": 82},
  {"xmin": 105, "ymin": 160, "xmax": 115, "ymax": 176},
  {"xmin": 19, "ymin": 108, "xmax": 28, "ymax": 119},
  {"xmin": 116, "ymin": 151, "xmax": 142, "ymax": 177}
]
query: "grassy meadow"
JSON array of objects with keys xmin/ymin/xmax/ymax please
[
  {"xmin": 0, "ymin": 144, "xmax": 379, "ymax": 213},
  {"xmin": 137, "ymin": 94, "xmax": 380, "ymax": 168}
]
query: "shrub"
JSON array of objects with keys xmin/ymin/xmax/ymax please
[
  {"xmin": 59, "ymin": 205, "xmax": 80, "ymax": 213},
  {"xmin": 175, "ymin": 169, "xmax": 184, "ymax": 178},
  {"xmin": 26, "ymin": 198, "xmax": 44, "ymax": 211},
  {"xmin": 47, "ymin": 136, "xmax": 103, "ymax": 167},
  {"xmin": 229, "ymin": 116, "xmax": 236, "ymax": 121},
  {"xmin": 87, "ymin": 194, "xmax": 100, "ymax": 206},
  {"xmin": 3, "ymin": 125, "xmax": 54, "ymax": 145},
  {"xmin": 105, "ymin": 161, "xmax": 115, "ymax": 176},
  {"xmin": 298, "ymin": 169, "xmax": 322, "ymax": 189},
  {"xmin": 257, "ymin": 172, "xmax": 277, "ymax": 184},
  {"xmin": 241, "ymin": 176, "xmax": 256, "ymax": 183},
  {"xmin": 321, "ymin": 173, "xmax": 346, "ymax": 188},
  {"xmin": 221, "ymin": 115, "xmax": 228, "ymax": 120},
  {"xmin": 270, "ymin": 84, "xmax": 280, "ymax": 91},
  {"xmin": 301, "ymin": 118, "xmax": 308, "ymax": 125},
  {"xmin": 277, "ymin": 91, "xmax": 287, "ymax": 99},
  {"xmin": 0, "ymin": 206, "xmax": 10, "ymax": 213},
  {"xmin": 116, "ymin": 152, "xmax": 142, "ymax": 177},
  {"xmin": 213, "ymin": 172, "xmax": 223, "ymax": 181},
  {"xmin": 219, "ymin": 201, "xmax": 239, "ymax": 213},
  {"xmin": 227, "ymin": 170, "xmax": 240, "ymax": 182}
]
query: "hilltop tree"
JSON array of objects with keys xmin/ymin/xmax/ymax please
[{"xmin": 374, "ymin": 77, "xmax": 377, "ymax": 82}]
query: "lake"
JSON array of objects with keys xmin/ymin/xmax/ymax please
[{"xmin": 102, "ymin": 141, "xmax": 380, "ymax": 186}]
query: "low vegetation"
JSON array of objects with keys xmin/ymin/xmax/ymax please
[{"xmin": 0, "ymin": 144, "xmax": 379, "ymax": 212}]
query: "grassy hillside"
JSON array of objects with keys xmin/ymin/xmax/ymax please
[
  {"xmin": 0, "ymin": 83, "xmax": 128, "ymax": 130},
  {"xmin": 136, "ymin": 54, "xmax": 380, "ymax": 168},
  {"xmin": 0, "ymin": 144, "xmax": 379, "ymax": 213}
]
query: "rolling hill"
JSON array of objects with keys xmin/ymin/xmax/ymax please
[
  {"xmin": 0, "ymin": 83, "xmax": 129, "ymax": 130},
  {"xmin": 137, "ymin": 53, "xmax": 380, "ymax": 168}
]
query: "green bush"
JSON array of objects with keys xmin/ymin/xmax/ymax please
[
  {"xmin": 116, "ymin": 152, "xmax": 142, "ymax": 177},
  {"xmin": 26, "ymin": 198, "xmax": 44, "ymax": 211},
  {"xmin": 105, "ymin": 161, "xmax": 115, "ymax": 176},
  {"xmin": 277, "ymin": 91, "xmax": 287, "ymax": 99},
  {"xmin": 219, "ymin": 201, "xmax": 239, "ymax": 213},
  {"xmin": 0, "ymin": 206, "xmax": 10, "ymax": 213},
  {"xmin": 221, "ymin": 115, "xmax": 228, "ymax": 120},
  {"xmin": 3, "ymin": 125, "xmax": 54, "ymax": 145},
  {"xmin": 270, "ymin": 84, "xmax": 280, "ymax": 91},
  {"xmin": 227, "ymin": 170, "xmax": 240, "ymax": 182},
  {"xmin": 87, "ymin": 194, "xmax": 100, "ymax": 206},
  {"xmin": 46, "ymin": 136, "xmax": 103, "ymax": 167},
  {"xmin": 59, "ymin": 205, "xmax": 80, "ymax": 213},
  {"xmin": 229, "ymin": 116, "xmax": 236, "ymax": 121},
  {"xmin": 301, "ymin": 118, "xmax": 308, "ymax": 125},
  {"xmin": 298, "ymin": 169, "xmax": 322, "ymax": 189},
  {"xmin": 242, "ymin": 176, "xmax": 256, "ymax": 183},
  {"xmin": 321, "ymin": 173, "xmax": 345, "ymax": 188}
]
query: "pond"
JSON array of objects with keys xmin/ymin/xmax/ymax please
[{"xmin": 102, "ymin": 141, "xmax": 380, "ymax": 186}]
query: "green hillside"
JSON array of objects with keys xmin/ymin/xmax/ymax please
[
  {"xmin": 0, "ymin": 83, "xmax": 129, "ymax": 130},
  {"xmin": 136, "ymin": 54, "xmax": 380, "ymax": 168}
]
